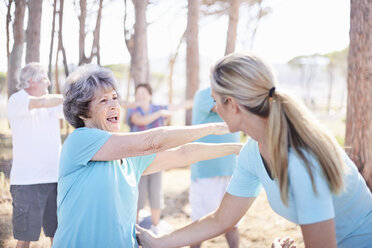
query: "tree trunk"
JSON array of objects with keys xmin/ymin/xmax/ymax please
[
  {"xmin": 6, "ymin": 0, "xmax": 13, "ymax": 62},
  {"xmin": 185, "ymin": 0, "xmax": 200, "ymax": 125},
  {"xmin": 88, "ymin": 0, "xmax": 103, "ymax": 64},
  {"xmin": 78, "ymin": 0, "xmax": 103, "ymax": 65},
  {"xmin": 7, "ymin": 0, "xmax": 26, "ymax": 98},
  {"xmin": 131, "ymin": 0, "xmax": 150, "ymax": 86},
  {"xmin": 225, "ymin": 0, "xmax": 240, "ymax": 55},
  {"xmin": 345, "ymin": 0, "xmax": 372, "ymax": 190},
  {"xmin": 78, "ymin": 0, "xmax": 87, "ymax": 65},
  {"xmin": 5, "ymin": 0, "xmax": 13, "ymax": 95},
  {"xmin": 169, "ymin": 30, "xmax": 186, "ymax": 106},
  {"xmin": 326, "ymin": 62, "xmax": 334, "ymax": 113},
  {"xmin": 26, "ymin": 0, "xmax": 42, "ymax": 63},
  {"xmin": 48, "ymin": 0, "xmax": 57, "ymax": 82},
  {"xmin": 58, "ymin": 0, "xmax": 69, "ymax": 78}
]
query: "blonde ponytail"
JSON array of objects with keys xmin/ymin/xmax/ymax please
[{"xmin": 212, "ymin": 52, "xmax": 345, "ymax": 205}]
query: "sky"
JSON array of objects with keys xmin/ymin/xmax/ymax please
[{"xmin": 0, "ymin": 0, "xmax": 350, "ymax": 72}]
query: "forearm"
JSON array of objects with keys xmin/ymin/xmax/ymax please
[
  {"xmin": 180, "ymin": 142, "xmax": 240, "ymax": 165},
  {"xmin": 93, "ymin": 123, "xmax": 227, "ymax": 161},
  {"xmin": 160, "ymin": 193, "xmax": 251, "ymax": 247},
  {"xmin": 149, "ymin": 124, "xmax": 226, "ymax": 153},
  {"xmin": 168, "ymin": 99, "xmax": 193, "ymax": 111},
  {"xmin": 137, "ymin": 193, "xmax": 253, "ymax": 248},
  {"xmin": 29, "ymin": 94, "xmax": 64, "ymax": 109},
  {"xmin": 160, "ymin": 213, "xmax": 227, "ymax": 247},
  {"xmin": 143, "ymin": 142, "xmax": 241, "ymax": 174}
]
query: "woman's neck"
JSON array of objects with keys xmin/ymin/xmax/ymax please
[
  {"xmin": 140, "ymin": 102, "xmax": 151, "ymax": 112},
  {"xmin": 258, "ymin": 140, "xmax": 270, "ymax": 163}
]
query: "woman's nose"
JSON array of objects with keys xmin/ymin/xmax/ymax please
[{"xmin": 109, "ymin": 99, "xmax": 119, "ymax": 108}]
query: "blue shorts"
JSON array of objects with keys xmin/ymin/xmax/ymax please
[{"xmin": 10, "ymin": 183, "xmax": 58, "ymax": 241}]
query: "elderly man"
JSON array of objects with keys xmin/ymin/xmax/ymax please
[{"xmin": 7, "ymin": 63, "xmax": 64, "ymax": 248}]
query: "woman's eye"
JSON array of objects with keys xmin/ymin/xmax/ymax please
[
  {"xmin": 113, "ymin": 96, "xmax": 118, "ymax": 100},
  {"xmin": 100, "ymin": 99, "xmax": 107, "ymax": 103}
]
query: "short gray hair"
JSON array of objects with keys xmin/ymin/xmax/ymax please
[
  {"xmin": 17, "ymin": 62, "xmax": 47, "ymax": 89},
  {"xmin": 63, "ymin": 64, "xmax": 118, "ymax": 128}
]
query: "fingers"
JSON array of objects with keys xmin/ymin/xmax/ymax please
[
  {"xmin": 271, "ymin": 237, "xmax": 281, "ymax": 248},
  {"xmin": 271, "ymin": 237, "xmax": 296, "ymax": 248},
  {"xmin": 280, "ymin": 236, "xmax": 295, "ymax": 248}
]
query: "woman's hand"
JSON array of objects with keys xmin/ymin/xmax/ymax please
[
  {"xmin": 136, "ymin": 224, "xmax": 162, "ymax": 248},
  {"xmin": 159, "ymin": 109, "xmax": 172, "ymax": 121},
  {"xmin": 271, "ymin": 237, "xmax": 296, "ymax": 248},
  {"xmin": 210, "ymin": 122, "xmax": 230, "ymax": 135}
]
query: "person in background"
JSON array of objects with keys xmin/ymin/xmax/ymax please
[
  {"xmin": 126, "ymin": 83, "xmax": 192, "ymax": 234},
  {"xmin": 136, "ymin": 52, "xmax": 372, "ymax": 248},
  {"xmin": 52, "ymin": 64, "xmax": 242, "ymax": 247},
  {"xmin": 189, "ymin": 86, "xmax": 240, "ymax": 248},
  {"xmin": 7, "ymin": 63, "xmax": 64, "ymax": 248}
]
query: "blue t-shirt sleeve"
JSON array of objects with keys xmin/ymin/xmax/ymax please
[
  {"xmin": 192, "ymin": 88, "xmax": 215, "ymax": 125},
  {"xmin": 127, "ymin": 154, "xmax": 157, "ymax": 181},
  {"xmin": 227, "ymin": 140, "xmax": 262, "ymax": 197},
  {"xmin": 60, "ymin": 128, "xmax": 111, "ymax": 176},
  {"xmin": 288, "ymin": 152, "xmax": 335, "ymax": 224}
]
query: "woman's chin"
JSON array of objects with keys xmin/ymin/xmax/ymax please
[{"xmin": 104, "ymin": 123, "xmax": 121, "ymax": 132}]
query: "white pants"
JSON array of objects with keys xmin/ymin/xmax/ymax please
[{"xmin": 189, "ymin": 176, "xmax": 231, "ymax": 221}]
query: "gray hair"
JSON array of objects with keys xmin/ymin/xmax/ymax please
[
  {"xmin": 17, "ymin": 62, "xmax": 47, "ymax": 89},
  {"xmin": 63, "ymin": 64, "xmax": 118, "ymax": 128}
]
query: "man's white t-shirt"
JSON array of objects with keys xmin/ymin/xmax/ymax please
[{"xmin": 7, "ymin": 89, "xmax": 64, "ymax": 185}]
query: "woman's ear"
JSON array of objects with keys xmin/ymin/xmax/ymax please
[
  {"xmin": 28, "ymin": 79, "xmax": 37, "ymax": 88},
  {"xmin": 228, "ymin": 97, "xmax": 239, "ymax": 114}
]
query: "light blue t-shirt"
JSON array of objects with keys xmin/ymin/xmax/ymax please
[
  {"xmin": 191, "ymin": 87, "xmax": 240, "ymax": 181},
  {"xmin": 227, "ymin": 138, "xmax": 372, "ymax": 247},
  {"xmin": 53, "ymin": 128, "xmax": 156, "ymax": 248}
]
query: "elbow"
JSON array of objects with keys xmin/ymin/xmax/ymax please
[
  {"xmin": 208, "ymin": 211, "xmax": 232, "ymax": 236},
  {"xmin": 144, "ymin": 128, "xmax": 168, "ymax": 153}
]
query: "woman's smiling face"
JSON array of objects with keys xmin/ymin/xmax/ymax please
[{"xmin": 83, "ymin": 87, "xmax": 121, "ymax": 132}]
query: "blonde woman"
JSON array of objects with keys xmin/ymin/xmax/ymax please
[{"xmin": 136, "ymin": 53, "xmax": 372, "ymax": 248}]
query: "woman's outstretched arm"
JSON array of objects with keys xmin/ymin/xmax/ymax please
[
  {"xmin": 92, "ymin": 123, "xmax": 229, "ymax": 161},
  {"xmin": 143, "ymin": 142, "xmax": 242, "ymax": 175},
  {"xmin": 136, "ymin": 193, "xmax": 255, "ymax": 248}
]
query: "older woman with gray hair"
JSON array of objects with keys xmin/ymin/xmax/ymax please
[{"xmin": 51, "ymin": 64, "xmax": 242, "ymax": 247}]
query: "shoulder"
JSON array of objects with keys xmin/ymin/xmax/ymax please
[
  {"xmin": 8, "ymin": 90, "xmax": 27, "ymax": 103},
  {"xmin": 287, "ymin": 149, "xmax": 320, "ymax": 173},
  {"xmin": 65, "ymin": 127, "xmax": 110, "ymax": 144},
  {"xmin": 127, "ymin": 107, "xmax": 142, "ymax": 115},
  {"xmin": 238, "ymin": 138, "xmax": 260, "ymax": 167},
  {"xmin": 287, "ymin": 149, "xmax": 327, "ymax": 189},
  {"xmin": 194, "ymin": 87, "xmax": 210, "ymax": 100},
  {"xmin": 240, "ymin": 138, "xmax": 258, "ymax": 156}
]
